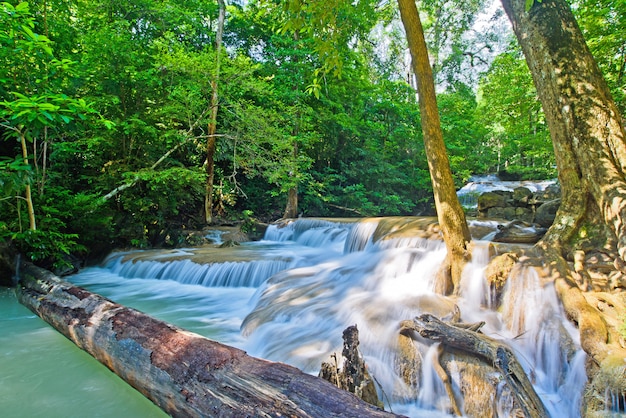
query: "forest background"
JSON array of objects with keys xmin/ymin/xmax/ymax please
[{"xmin": 0, "ymin": 0, "xmax": 624, "ymax": 269}]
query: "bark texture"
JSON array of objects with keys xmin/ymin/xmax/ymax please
[
  {"xmin": 319, "ymin": 325, "xmax": 381, "ymax": 408},
  {"xmin": 500, "ymin": 0, "xmax": 626, "ymax": 261},
  {"xmin": 397, "ymin": 0, "xmax": 471, "ymax": 294},
  {"xmin": 17, "ymin": 263, "xmax": 400, "ymax": 418},
  {"xmin": 499, "ymin": 6, "xmax": 626, "ymax": 408}
]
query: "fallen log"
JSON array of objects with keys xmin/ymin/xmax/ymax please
[
  {"xmin": 404, "ymin": 313, "xmax": 549, "ymax": 418},
  {"xmin": 17, "ymin": 263, "xmax": 401, "ymax": 418}
]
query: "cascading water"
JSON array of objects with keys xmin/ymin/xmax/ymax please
[
  {"xmin": 58, "ymin": 217, "xmax": 586, "ymax": 417},
  {"xmin": 456, "ymin": 174, "xmax": 557, "ymax": 208}
]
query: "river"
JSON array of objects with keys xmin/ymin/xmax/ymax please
[{"xmin": 1, "ymin": 217, "xmax": 586, "ymax": 417}]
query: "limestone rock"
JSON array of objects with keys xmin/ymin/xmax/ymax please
[
  {"xmin": 513, "ymin": 186, "xmax": 533, "ymax": 205},
  {"xmin": 478, "ymin": 191, "xmax": 511, "ymax": 212},
  {"xmin": 535, "ymin": 198, "xmax": 561, "ymax": 227}
]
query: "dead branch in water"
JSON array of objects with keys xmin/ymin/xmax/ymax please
[{"xmin": 402, "ymin": 313, "xmax": 549, "ymax": 418}]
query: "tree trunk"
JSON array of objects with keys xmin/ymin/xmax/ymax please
[
  {"xmin": 205, "ymin": 0, "xmax": 226, "ymax": 225},
  {"xmin": 16, "ymin": 263, "xmax": 401, "ymax": 418},
  {"xmin": 19, "ymin": 131, "xmax": 36, "ymax": 231},
  {"xmin": 283, "ymin": 140, "xmax": 299, "ymax": 219},
  {"xmin": 284, "ymin": 184, "xmax": 298, "ymax": 219},
  {"xmin": 494, "ymin": 4, "xmax": 626, "ymax": 411},
  {"xmin": 283, "ymin": 30, "xmax": 302, "ymax": 220},
  {"xmin": 397, "ymin": 0, "xmax": 471, "ymax": 293},
  {"xmin": 500, "ymin": 0, "xmax": 626, "ymax": 262}
]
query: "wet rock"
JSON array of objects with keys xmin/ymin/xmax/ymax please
[
  {"xmin": 534, "ymin": 183, "xmax": 561, "ymax": 203},
  {"xmin": 493, "ymin": 220, "xmax": 547, "ymax": 244},
  {"xmin": 487, "ymin": 206, "xmax": 506, "ymax": 219},
  {"xmin": 473, "ymin": 181, "xmax": 561, "ymax": 226},
  {"xmin": 583, "ymin": 354, "xmax": 626, "ymax": 415},
  {"xmin": 515, "ymin": 207, "xmax": 534, "ymax": 223},
  {"xmin": 485, "ymin": 253, "xmax": 518, "ymax": 306},
  {"xmin": 395, "ymin": 331, "xmax": 420, "ymax": 394},
  {"xmin": 319, "ymin": 325, "xmax": 382, "ymax": 408},
  {"xmin": 441, "ymin": 354, "xmax": 501, "ymax": 418},
  {"xmin": 513, "ymin": 186, "xmax": 533, "ymax": 205},
  {"xmin": 535, "ymin": 198, "xmax": 561, "ymax": 227},
  {"xmin": 219, "ymin": 239, "xmax": 240, "ymax": 248},
  {"xmin": 478, "ymin": 191, "xmax": 512, "ymax": 212}
]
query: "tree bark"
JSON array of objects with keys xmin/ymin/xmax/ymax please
[
  {"xmin": 283, "ymin": 140, "xmax": 298, "ymax": 219},
  {"xmin": 284, "ymin": 183, "xmax": 298, "ymax": 219},
  {"xmin": 403, "ymin": 314, "xmax": 549, "ymax": 418},
  {"xmin": 283, "ymin": 30, "xmax": 302, "ymax": 220},
  {"xmin": 500, "ymin": 0, "xmax": 626, "ymax": 262},
  {"xmin": 397, "ymin": 0, "xmax": 471, "ymax": 294},
  {"xmin": 205, "ymin": 0, "xmax": 226, "ymax": 225},
  {"xmin": 19, "ymin": 131, "xmax": 36, "ymax": 230},
  {"xmin": 16, "ymin": 263, "xmax": 401, "ymax": 418}
]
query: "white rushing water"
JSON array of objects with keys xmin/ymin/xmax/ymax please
[
  {"xmin": 456, "ymin": 174, "xmax": 557, "ymax": 208},
  {"xmin": 9, "ymin": 217, "xmax": 587, "ymax": 417}
]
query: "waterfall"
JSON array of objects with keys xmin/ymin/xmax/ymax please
[
  {"xmin": 456, "ymin": 175, "xmax": 557, "ymax": 208},
  {"xmin": 102, "ymin": 250, "xmax": 296, "ymax": 288},
  {"xmin": 499, "ymin": 264, "xmax": 587, "ymax": 416},
  {"xmin": 416, "ymin": 344, "xmax": 447, "ymax": 411},
  {"xmin": 67, "ymin": 217, "xmax": 587, "ymax": 417}
]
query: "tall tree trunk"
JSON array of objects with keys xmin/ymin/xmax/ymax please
[
  {"xmin": 205, "ymin": 0, "xmax": 226, "ymax": 225},
  {"xmin": 284, "ymin": 183, "xmax": 298, "ymax": 219},
  {"xmin": 19, "ymin": 131, "xmax": 36, "ymax": 231},
  {"xmin": 500, "ymin": 1, "xmax": 626, "ymax": 413},
  {"xmin": 500, "ymin": 0, "xmax": 626, "ymax": 262},
  {"xmin": 397, "ymin": 0, "xmax": 471, "ymax": 294},
  {"xmin": 283, "ymin": 30, "xmax": 301, "ymax": 220},
  {"xmin": 283, "ymin": 141, "xmax": 299, "ymax": 219}
]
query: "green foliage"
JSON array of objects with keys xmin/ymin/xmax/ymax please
[
  {"xmin": 0, "ymin": 0, "xmax": 590, "ymax": 257},
  {"xmin": 573, "ymin": 0, "xmax": 626, "ymax": 113},
  {"xmin": 525, "ymin": 0, "xmax": 543, "ymax": 12},
  {"xmin": 9, "ymin": 229, "xmax": 85, "ymax": 271},
  {"xmin": 239, "ymin": 210, "xmax": 257, "ymax": 234},
  {"xmin": 438, "ymin": 87, "xmax": 490, "ymax": 186},
  {"xmin": 113, "ymin": 167, "xmax": 205, "ymax": 247},
  {"xmin": 476, "ymin": 44, "xmax": 556, "ymax": 178},
  {"xmin": 279, "ymin": 0, "xmax": 378, "ymax": 77},
  {"xmin": 0, "ymin": 157, "xmax": 31, "ymax": 196}
]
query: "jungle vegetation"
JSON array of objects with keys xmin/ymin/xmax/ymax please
[{"xmin": 0, "ymin": 0, "xmax": 624, "ymax": 269}]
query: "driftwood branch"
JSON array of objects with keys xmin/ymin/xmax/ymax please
[
  {"xmin": 404, "ymin": 313, "xmax": 549, "ymax": 418},
  {"xmin": 17, "ymin": 263, "xmax": 401, "ymax": 418}
]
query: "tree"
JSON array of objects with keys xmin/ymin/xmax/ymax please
[
  {"xmin": 419, "ymin": 0, "xmax": 488, "ymax": 88},
  {"xmin": 205, "ymin": 0, "xmax": 226, "ymax": 224},
  {"xmin": 0, "ymin": 2, "xmax": 95, "ymax": 232},
  {"xmin": 233, "ymin": 1, "xmax": 322, "ymax": 219},
  {"xmin": 501, "ymin": 0, "xmax": 626, "ymax": 265},
  {"xmin": 500, "ymin": 0, "xmax": 626, "ymax": 392},
  {"xmin": 397, "ymin": 0, "xmax": 471, "ymax": 293},
  {"xmin": 279, "ymin": 0, "xmax": 472, "ymax": 289}
]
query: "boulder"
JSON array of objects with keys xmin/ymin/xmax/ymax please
[
  {"xmin": 533, "ymin": 183, "xmax": 561, "ymax": 203},
  {"xmin": 477, "ymin": 191, "xmax": 512, "ymax": 212},
  {"xmin": 535, "ymin": 198, "xmax": 561, "ymax": 227},
  {"xmin": 493, "ymin": 220, "xmax": 547, "ymax": 244},
  {"xmin": 515, "ymin": 207, "xmax": 535, "ymax": 223},
  {"xmin": 513, "ymin": 186, "xmax": 533, "ymax": 205}
]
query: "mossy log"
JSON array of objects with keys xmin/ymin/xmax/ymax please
[
  {"xmin": 16, "ymin": 263, "xmax": 400, "ymax": 418},
  {"xmin": 404, "ymin": 313, "xmax": 549, "ymax": 418}
]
